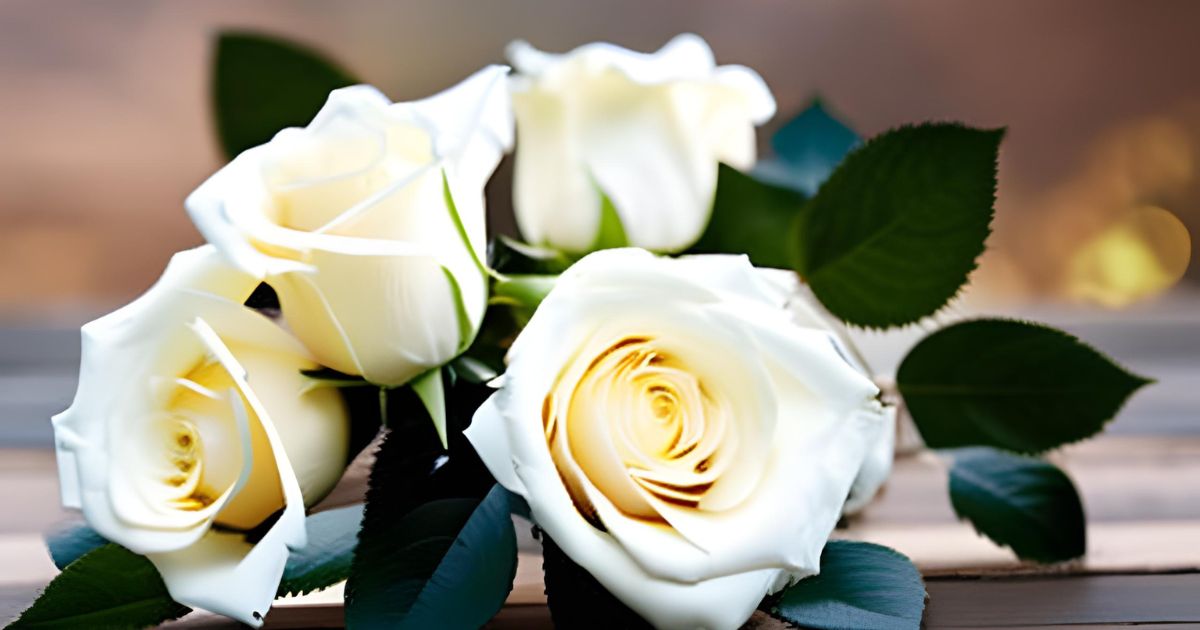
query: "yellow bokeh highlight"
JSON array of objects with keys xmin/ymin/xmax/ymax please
[{"xmin": 1064, "ymin": 205, "xmax": 1192, "ymax": 308}]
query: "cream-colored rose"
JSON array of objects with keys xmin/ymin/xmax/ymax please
[
  {"xmin": 51, "ymin": 246, "xmax": 351, "ymax": 626},
  {"xmin": 508, "ymin": 34, "xmax": 775, "ymax": 253},
  {"xmin": 188, "ymin": 66, "xmax": 512, "ymax": 386},
  {"xmin": 467, "ymin": 249, "xmax": 891, "ymax": 630},
  {"xmin": 759, "ymin": 268, "xmax": 896, "ymax": 513}
]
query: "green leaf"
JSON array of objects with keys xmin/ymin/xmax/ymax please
[
  {"xmin": 589, "ymin": 186, "xmax": 629, "ymax": 251},
  {"xmin": 9, "ymin": 545, "xmax": 190, "ymax": 629},
  {"xmin": 345, "ymin": 387, "xmax": 388, "ymax": 467},
  {"xmin": 491, "ymin": 274, "xmax": 558, "ymax": 311},
  {"xmin": 410, "ymin": 369, "xmax": 448, "ymax": 449},
  {"xmin": 505, "ymin": 489, "xmax": 532, "ymax": 522},
  {"xmin": 277, "ymin": 505, "xmax": 365, "ymax": 597},
  {"xmin": 948, "ymin": 448, "xmax": 1086, "ymax": 563},
  {"xmin": 461, "ymin": 303, "xmax": 523, "ymax": 375},
  {"xmin": 794, "ymin": 123, "xmax": 1003, "ymax": 328},
  {"xmin": 213, "ymin": 31, "xmax": 358, "ymax": 160},
  {"xmin": 541, "ymin": 535, "xmax": 653, "ymax": 629},
  {"xmin": 346, "ymin": 486, "xmax": 517, "ymax": 629},
  {"xmin": 897, "ymin": 319, "xmax": 1151, "ymax": 453},
  {"xmin": 689, "ymin": 163, "xmax": 807, "ymax": 268},
  {"xmin": 399, "ymin": 486, "xmax": 517, "ymax": 627},
  {"xmin": 45, "ymin": 524, "xmax": 107, "ymax": 571},
  {"xmin": 345, "ymin": 406, "xmax": 511, "ymax": 630},
  {"xmin": 770, "ymin": 541, "xmax": 925, "ymax": 630},
  {"xmin": 488, "ymin": 236, "xmax": 573, "ymax": 275},
  {"xmin": 758, "ymin": 99, "xmax": 862, "ymax": 195},
  {"xmin": 449, "ymin": 356, "xmax": 499, "ymax": 385}
]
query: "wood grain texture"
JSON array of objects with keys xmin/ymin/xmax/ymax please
[
  {"xmin": 5, "ymin": 435, "xmax": 1200, "ymax": 627},
  {"xmin": 154, "ymin": 574, "xmax": 1200, "ymax": 629},
  {"xmin": 924, "ymin": 573, "xmax": 1200, "ymax": 627}
]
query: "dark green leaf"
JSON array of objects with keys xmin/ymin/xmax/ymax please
[
  {"xmin": 345, "ymin": 487, "xmax": 516, "ymax": 629},
  {"xmin": 771, "ymin": 540, "xmax": 925, "ymax": 630},
  {"xmin": 948, "ymin": 448, "xmax": 1086, "ymax": 563},
  {"xmin": 487, "ymin": 236, "xmax": 572, "ymax": 276},
  {"xmin": 758, "ymin": 99, "xmax": 861, "ymax": 195},
  {"xmin": 213, "ymin": 31, "xmax": 358, "ymax": 160},
  {"xmin": 898, "ymin": 319, "xmax": 1151, "ymax": 453},
  {"xmin": 449, "ymin": 356, "xmax": 499, "ymax": 386},
  {"xmin": 45, "ymin": 524, "xmax": 107, "ymax": 571},
  {"xmin": 400, "ymin": 486, "xmax": 517, "ymax": 627},
  {"xmin": 300, "ymin": 367, "xmax": 367, "ymax": 384},
  {"xmin": 794, "ymin": 123, "xmax": 1002, "ymax": 327},
  {"xmin": 542, "ymin": 534, "xmax": 653, "ymax": 629},
  {"xmin": 506, "ymin": 489, "xmax": 532, "ymax": 522},
  {"xmin": 689, "ymin": 163, "xmax": 807, "ymax": 268},
  {"xmin": 345, "ymin": 383, "xmax": 508, "ymax": 630},
  {"xmin": 278, "ymin": 505, "xmax": 364, "ymax": 597},
  {"xmin": 462, "ymin": 298, "xmax": 524, "ymax": 374},
  {"xmin": 337, "ymin": 385, "xmax": 386, "ymax": 466},
  {"xmin": 9, "ymin": 545, "xmax": 190, "ymax": 629}
]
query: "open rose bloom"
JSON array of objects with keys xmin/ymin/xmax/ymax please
[
  {"xmin": 188, "ymin": 66, "xmax": 512, "ymax": 387},
  {"xmin": 31, "ymin": 30, "xmax": 946, "ymax": 630},
  {"xmin": 468, "ymin": 249, "xmax": 894, "ymax": 629},
  {"xmin": 51, "ymin": 247, "xmax": 351, "ymax": 625}
]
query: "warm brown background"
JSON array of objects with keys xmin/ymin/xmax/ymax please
[
  {"xmin": 2, "ymin": 0, "xmax": 1198, "ymax": 320},
  {"xmin": 1, "ymin": 6, "xmax": 1199, "ymax": 626}
]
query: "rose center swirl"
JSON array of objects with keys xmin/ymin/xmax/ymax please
[
  {"xmin": 544, "ymin": 336, "xmax": 734, "ymax": 525},
  {"xmin": 146, "ymin": 359, "xmax": 242, "ymax": 514},
  {"xmin": 160, "ymin": 417, "xmax": 211, "ymax": 510}
]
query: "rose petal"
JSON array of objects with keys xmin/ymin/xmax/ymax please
[
  {"xmin": 508, "ymin": 36, "xmax": 775, "ymax": 253},
  {"xmin": 52, "ymin": 248, "xmax": 263, "ymax": 552},
  {"xmin": 474, "ymin": 250, "xmax": 890, "ymax": 629},
  {"xmin": 511, "ymin": 417, "xmax": 786, "ymax": 630},
  {"xmin": 844, "ymin": 406, "xmax": 897, "ymax": 514},
  {"xmin": 271, "ymin": 248, "xmax": 476, "ymax": 386},
  {"xmin": 465, "ymin": 395, "xmax": 528, "ymax": 497},
  {"xmin": 147, "ymin": 316, "xmax": 310, "ymax": 627}
]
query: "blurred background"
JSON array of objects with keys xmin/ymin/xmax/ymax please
[{"xmin": 0, "ymin": 0, "xmax": 1197, "ymax": 446}]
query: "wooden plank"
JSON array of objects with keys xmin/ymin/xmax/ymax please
[
  {"xmin": 152, "ymin": 573, "xmax": 1200, "ymax": 629},
  {"xmin": 5, "ymin": 516, "xmax": 1199, "ymax": 602},
  {"xmin": 924, "ymin": 573, "xmax": 1200, "ymax": 627},
  {"xmin": 7, "ymin": 436, "xmax": 1200, "ymax": 627},
  {"xmin": 857, "ymin": 437, "xmax": 1200, "ymax": 526},
  {"xmin": 841, "ymin": 520, "xmax": 1200, "ymax": 576},
  {"xmin": 7, "ymin": 551, "xmax": 1200, "ymax": 628},
  {"xmin": 0, "ymin": 450, "xmax": 66, "ymax": 535},
  {"xmin": 0, "ymin": 585, "xmax": 39, "ymax": 628}
]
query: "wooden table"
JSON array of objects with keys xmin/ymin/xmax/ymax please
[
  {"xmin": 3, "ymin": 436, "xmax": 1199, "ymax": 628},
  {"xmin": 2, "ymin": 304, "xmax": 1197, "ymax": 628}
]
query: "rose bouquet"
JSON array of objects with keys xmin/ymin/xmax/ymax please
[{"xmin": 11, "ymin": 33, "xmax": 1148, "ymax": 630}]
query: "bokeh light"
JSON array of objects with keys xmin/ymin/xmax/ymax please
[{"xmin": 1065, "ymin": 205, "xmax": 1192, "ymax": 307}]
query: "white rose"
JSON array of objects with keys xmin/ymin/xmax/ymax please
[
  {"xmin": 51, "ymin": 246, "xmax": 351, "ymax": 626},
  {"xmin": 188, "ymin": 66, "xmax": 513, "ymax": 386},
  {"xmin": 466, "ymin": 249, "xmax": 891, "ymax": 630},
  {"xmin": 508, "ymin": 34, "xmax": 776, "ymax": 254},
  {"xmin": 759, "ymin": 268, "xmax": 896, "ymax": 514}
]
